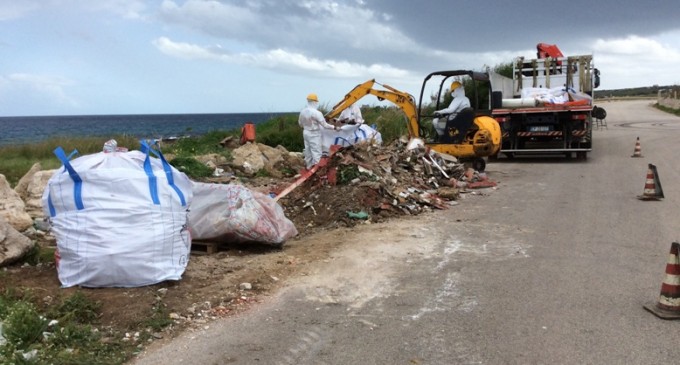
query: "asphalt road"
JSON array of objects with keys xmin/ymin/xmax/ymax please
[{"xmin": 133, "ymin": 100, "xmax": 680, "ymax": 365}]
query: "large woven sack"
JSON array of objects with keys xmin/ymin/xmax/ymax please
[
  {"xmin": 42, "ymin": 142, "xmax": 192, "ymax": 288},
  {"xmin": 189, "ymin": 182, "xmax": 297, "ymax": 247}
]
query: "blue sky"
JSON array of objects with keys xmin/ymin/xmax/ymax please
[{"xmin": 1, "ymin": 0, "xmax": 679, "ymax": 116}]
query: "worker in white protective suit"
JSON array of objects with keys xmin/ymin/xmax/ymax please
[
  {"xmin": 298, "ymin": 93, "xmax": 339, "ymax": 169},
  {"xmin": 432, "ymin": 81, "xmax": 471, "ymax": 138},
  {"xmin": 338, "ymin": 103, "xmax": 364, "ymax": 125}
]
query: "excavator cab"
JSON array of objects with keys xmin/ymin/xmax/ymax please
[{"xmin": 416, "ymin": 70, "xmax": 501, "ymax": 171}]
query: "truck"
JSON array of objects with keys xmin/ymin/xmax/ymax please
[{"xmin": 490, "ymin": 43, "xmax": 600, "ymax": 159}]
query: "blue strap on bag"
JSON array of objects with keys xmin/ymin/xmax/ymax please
[
  {"xmin": 50, "ymin": 147, "xmax": 84, "ymax": 215},
  {"xmin": 140, "ymin": 140, "xmax": 187, "ymax": 207}
]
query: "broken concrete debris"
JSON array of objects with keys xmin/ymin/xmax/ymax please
[{"xmin": 275, "ymin": 138, "xmax": 497, "ymax": 229}]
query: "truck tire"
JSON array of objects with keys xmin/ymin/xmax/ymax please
[
  {"xmin": 472, "ymin": 158, "xmax": 486, "ymax": 172},
  {"xmin": 492, "ymin": 91, "xmax": 503, "ymax": 109}
]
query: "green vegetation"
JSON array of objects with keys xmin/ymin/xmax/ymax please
[
  {"xmin": 0, "ymin": 290, "xmax": 133, "ymax": 364},
  {"xmin": 597, "ymin": 84, "xmax": 677, "ymax": 98},
  {"xmin": 0, "ymin": 135, "xmax": 140, "ymax": 186},
  {"xmin": 656, "ymin": 103, "xmax": 680, "ymax": 117},
  {"xmin": 168, "ymin": 156, "xmax": 214, "ymax": 178}
]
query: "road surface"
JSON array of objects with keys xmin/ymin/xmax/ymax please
[{"xmin": 133, "ymin": 99, "xmax": 680, "ymax": 364}]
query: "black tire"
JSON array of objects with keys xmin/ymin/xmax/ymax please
[
  {"xmin": 472, "ymin": 158, "xmax": 486, "ymax": 172},
  {"xmin": 592, "ymin": 106, "xmax": 607, "ymax": 120}
]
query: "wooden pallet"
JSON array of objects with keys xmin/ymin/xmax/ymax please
[{"xmin": 191, "ymin": 241, "xmax": 220, "ymax": 255}]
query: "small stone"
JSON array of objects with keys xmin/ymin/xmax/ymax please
[{"xmin": 239, "ymin": 282, "xmax": 252, "ymax": 290}]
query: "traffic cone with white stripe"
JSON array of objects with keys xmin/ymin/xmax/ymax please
[
  {"xmin": 637, "ymin": 163, "xmax": 664, "ymax": 201},
  {"xmin": 644, "ymin": 242, "xmax": 680, "ymax": 319},
  {"xmin": 631, "ymin": 137, "xmax": 643, "ymax": 158}
]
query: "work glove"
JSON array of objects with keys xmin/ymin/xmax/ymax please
[{"xmin": 433, "ymin": 111, "xmax": 442, "ymax": 117}]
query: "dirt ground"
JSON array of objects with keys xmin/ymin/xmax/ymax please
[{"xmin": 1, "ymin": 140, "xmax": 494, "ymax": 350}]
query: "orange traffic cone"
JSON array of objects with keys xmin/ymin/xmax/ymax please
[
  {"xmin": 644, "ymin": 242, "xmax": 680, "ymax": 319},
  {"xmin": 637, "ymin": 163, "xmax": 664, "ymax": 200},
  {"xmin": 631, "ymin": 137, "xmax": 643, "ymax": 157}
]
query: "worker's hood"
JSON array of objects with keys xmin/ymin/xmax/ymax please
[{"xmin": 451, "ymin": 86, "xmax": 466, "ymax": 99}]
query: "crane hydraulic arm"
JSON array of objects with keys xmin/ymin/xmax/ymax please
[{"xmin": 325, "ymin": 79, "xmax": 420, "ymax": 137}]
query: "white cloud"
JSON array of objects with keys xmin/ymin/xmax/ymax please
[
  {"xmin": 592, "ymin": 35, "xmax": 680, "ymax": 88},
  {"xmin": 0, "ymin": 1, "xmax": 40, "ymax": 20},
  {"xmin": 0, "ymin": 73, "xmax": 79, "ymax": 107},
  {"xmin": 153, "ymin": 36, "xmax": 411, "ymax": 79},
  {"xmin": 158, "ymin": 0, "xmax": 423, "ymax": 56}
]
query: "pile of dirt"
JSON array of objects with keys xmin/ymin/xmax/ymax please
[{"xmin": 271, "ymin": 138, "xmax": 494, "ymax": 236}]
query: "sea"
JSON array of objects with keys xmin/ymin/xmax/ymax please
[{"xmin": 0, "ymin": 112, "xmax": 295, "ymax": 147}]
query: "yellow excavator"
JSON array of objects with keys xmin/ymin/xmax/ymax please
[{"xmin": 325, "ymin": 70, "xmax": 501, "ymax": 171}]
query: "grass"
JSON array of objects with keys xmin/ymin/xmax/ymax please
[
  {"xmin": 655, "ymin": 102, "xmax": 680, "ymax": 117},
  {"xmin": 0, "ymin": 290, "xmax": 134, "ymax": 364}
]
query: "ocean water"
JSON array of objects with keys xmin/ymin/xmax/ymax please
[{"xmin": 0, "ymin": 112, "xmax": 294, "ymax": 147}]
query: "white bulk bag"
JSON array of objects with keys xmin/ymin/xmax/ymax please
[
  {"xmin": 320, "ymin": 123, "xmax": 382, "ymax": 153},
  {"xmin": 189, "ymin": 182, "xmax": 297, "ymax": 246},
  {"xmin": 42, "ymin": 142, "xmax": 192, "ymax": 288}
]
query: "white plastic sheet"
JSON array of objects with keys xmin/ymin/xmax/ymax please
[
  {"xmin": 188, "ymin": 182, "xmax": 297, "ymax": 246},
  {"xmin": 42, "ymin": 143, "xmax": 192, "ymax": 288},
  {"xmin": 521, "ymin": 87, "xmax": 569, "ymax": 104}
]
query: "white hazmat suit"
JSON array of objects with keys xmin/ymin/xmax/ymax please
[
  {"xmin": 298, "ymin": 97, "xmax": 337, "ymax": 169},
  {"xmin": 338, "ymin": 103, "xmax": 364, "ymax": 125},
  {"xmin": 432, "ymin": 83, "xmax": 471, "ymax": 137}
]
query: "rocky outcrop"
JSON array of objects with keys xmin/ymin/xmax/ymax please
[
  {"xmin": 0, "ymin": 174, "xmax": 33, "ymax": 231},
  {"xmin": 230, "ymin": 143, "xmax": 289, "ymax": 176},
  {"xmin": 0, "ymin": 215, "xmax": 34, "ymax": 267},
  {"xmin": 13, "ymin": 162, "xmax": 41, "ymax": 200},
  {"xmin": 7, "ymin": 164, "xmax": 55, "ymax": 219}
]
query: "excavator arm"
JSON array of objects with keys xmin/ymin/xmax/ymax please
[{"xmin": 325, "ymin": 79, "xmax": 421, "ymax": 137}]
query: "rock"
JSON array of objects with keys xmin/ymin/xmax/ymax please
[
  {"xmin": 0, "ymin": 215, "xmax": 34, "ymax": 267},
  {"xmin": 230, "ymin": 143, "xmax": 264, "ymax": 174},
  {"xmin": 195, "ymin": 154, "xmax": 229, "ymax": 167},
  {"xmin": 0, "ymin": 174, "xmax": 33, "ymax": 231},
  {"xmin": 436, "ymin": 187, "xmax": 460, "ymax": 200},
  {"xmin": 239, "ymin": 282, "xmax": 252, "ymax": 290},
  {"xmin": 230, "ymin": 142, "xmax": 291, "ymax": 176},
  {"xmin": 13, "ymin": 162, "xmax": 41, "ymax": 200},
  {"xmin": 23, "ymin": 170, "xmax": 56, "ymax": 218}
]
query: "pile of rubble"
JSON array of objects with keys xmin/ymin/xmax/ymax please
[{"xmin": 275, "ymin": 137, "xmax": 497, "ymax": 231}]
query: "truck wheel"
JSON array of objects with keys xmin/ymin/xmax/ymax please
[{"xmin": 472, "ymin": 158, "xmax": 486, "ymax": 172}]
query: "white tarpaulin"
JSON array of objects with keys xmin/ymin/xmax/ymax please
[
  {"xmin": 42, "ymin": 142, "xmax": 192, "ymax": 288},
  {"xmin": 188, "ymin": 182, "xmax": 297, "ymax": 246},
  {"xmin": 520, "ymin": 87, "xmax": 592, "ymax": 105},
  {"xmin": 320, "ymin": 124, "xmax": 382, "ymax": 153}
]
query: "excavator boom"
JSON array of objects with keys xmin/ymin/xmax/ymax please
[{"xmin": 325, "ymin": 79, "xmax": 420, "ymax": 137}]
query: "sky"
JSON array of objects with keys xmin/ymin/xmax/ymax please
[{"xmin": 1, "ymin": 0, "xmax": 680, "ymax": 116}]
